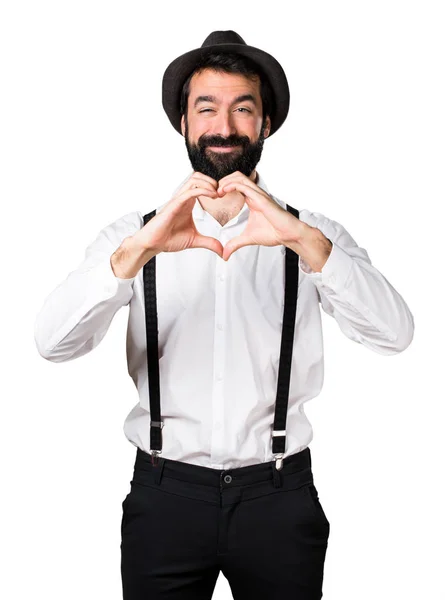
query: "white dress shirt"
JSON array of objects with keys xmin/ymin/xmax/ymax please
[{"xmin": 34, "ymin": 170, "xmax": 415, "ymax": 469}]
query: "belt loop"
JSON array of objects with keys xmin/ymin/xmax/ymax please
[{"xmin": 152, "ymin": 457, "xmax": 166, "ymax": 485}]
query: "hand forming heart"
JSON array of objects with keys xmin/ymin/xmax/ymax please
[{"xmin": 216, "ymin": 171, "xmax": 306, "ymax": 261}]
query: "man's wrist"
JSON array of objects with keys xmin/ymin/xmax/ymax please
[
  {"xmin": 110, "ymin": 236, "xmax": 158, "ymax": 279},
  {"xmin": 286, "ymin": 225, "xmax": 333, "ymax": 273}
]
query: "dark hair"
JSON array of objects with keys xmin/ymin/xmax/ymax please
[{"xmin": 180, "ymin": 52, "xmax": 275, "ymax": 126}]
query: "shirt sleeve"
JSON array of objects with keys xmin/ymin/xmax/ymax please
[
  {"xmin": 298, "ymin": 209, "xmax": 415, "ymax": 356},
  {"xmin": 34, "ymin": 210, "xmax": 143, "ymax": 362}
]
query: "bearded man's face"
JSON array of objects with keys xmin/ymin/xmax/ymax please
[{"xmin": 181, "ymin": 69, "xmax": 271, "ymax": 181}]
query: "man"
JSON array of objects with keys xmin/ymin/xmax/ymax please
[{"xmin": 35, "ymin": 31, "xmax": 415, "ymax": 600}]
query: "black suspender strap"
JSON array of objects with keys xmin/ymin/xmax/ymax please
[
  {"xmin": 142, "ymin": 209, "xmax": 163, "ymax": 466},
  {"xmin": 272, "ymin": 203, "xmax": 300, "ymax": 475},
  {"xmin": 142, "ymin": 203, "xmax": 301, "ymax": 473}
]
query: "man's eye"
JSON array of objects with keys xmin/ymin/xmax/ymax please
[{"xmin": 199, "ymin": 108, "xmax": 251, "ymax": 113}]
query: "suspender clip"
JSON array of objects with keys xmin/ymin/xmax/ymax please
[
  {"xmin": 149, "ymin": 420, "xmax": 163, "ymax": 465},
  {"xmin": 273, "ymin": 453, "xmax": 284, "ymax": 471},
  {"xmin": 150, "ymin": 450, "xmax": 161, "ymax": 466}
]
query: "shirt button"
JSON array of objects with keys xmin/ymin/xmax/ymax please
[
  {"xmin": 216, "ymin": 374, "xmax": 223, "ymax": 381},
  {"xmin": 214, "ymin": 422, "xmax": 222, "ymax": 430},
  {"xmin": 217, "ymin": 323, "xmax": 223, "ymax": 330},
  {"xmin": 328, "ymin": 275, "xmax": 336, "ymax": 285},
  {"xmin": 219, "ymin": 274, "xmax": 225, "ymax": 281}
]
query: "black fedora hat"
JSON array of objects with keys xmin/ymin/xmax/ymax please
[{"xmin": 162, "ymin": 30, "xmax": 290, "ymax": 138}]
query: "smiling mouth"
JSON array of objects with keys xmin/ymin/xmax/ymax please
[{"xmin": 207, "ymin": 145, "xmax": 241, "ymax": 153}]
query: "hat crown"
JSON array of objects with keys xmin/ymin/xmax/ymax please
[
  {"xmin": 162, "ymin": 30, "xmax": 290, "ymax": 138},
  {"xmin": 201, "ymin": 30, "xmax": 246, "ymax": 48}
]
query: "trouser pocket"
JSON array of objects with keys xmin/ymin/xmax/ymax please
[{"xmin": 304, "ymin": 483, "xmax": 330, "ymax": 530}]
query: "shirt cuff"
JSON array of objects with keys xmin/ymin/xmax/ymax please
[
  {"xmin": 105, "ymin": 255, "xmax": 136, "ymax": 292},
  {"xmin": 82, "ymin": 256, "xmax": 136, "ymax": 300},
  {"xmin": 299, "ymin": 241, "xmax": 354, "ymax": 289}
]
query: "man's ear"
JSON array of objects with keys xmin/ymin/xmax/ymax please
[
  {"xmin": 264, "ymin": 115, "xmax": 271, "ymax": 138},
  {"xmin": 181, "ymin": 115, "xmax": 185, "ymax": 137}
]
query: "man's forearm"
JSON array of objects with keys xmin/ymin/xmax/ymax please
[
  {"xmin": 285, "ymin": 223, "xmax": 333, "ymax": 273},
  {"xmin": 110, "ymin": 236, "xmax": 159, "ymax": 279}
]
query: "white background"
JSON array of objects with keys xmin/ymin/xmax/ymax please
[{"xmin": 1, "ymin": 1, "xmax": 444, "ymax": 598}]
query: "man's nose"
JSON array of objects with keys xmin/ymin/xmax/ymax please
[{"xmin": 212, "ymin": 112, "xmax": 237, "ymax": 139}]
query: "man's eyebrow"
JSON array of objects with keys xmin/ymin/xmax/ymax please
[{"xmin": 193, "ymin": 94, "xmax": 258, "ymax": 108}]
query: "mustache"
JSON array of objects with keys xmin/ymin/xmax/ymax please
[{"xmin": 199, "ymin": 135, "xmax": 250, "ymax": 148}]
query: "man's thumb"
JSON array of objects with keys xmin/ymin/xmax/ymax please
[{"xmin": 193, "ymin": 234, "xmax": 224, "ymax": 259}]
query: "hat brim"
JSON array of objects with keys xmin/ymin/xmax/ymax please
[{"xmin": 162, "ymin": 43, "xmax": 290, "ymax": 138}]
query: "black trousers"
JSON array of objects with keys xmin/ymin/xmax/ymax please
[{"xmin": 120, "ymin": 446, "xmax": 330, "ymax": 599}]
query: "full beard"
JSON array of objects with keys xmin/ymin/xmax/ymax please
[{"xmin": 184, "ymin": 120, "xmax": 267, "ymax": 182}]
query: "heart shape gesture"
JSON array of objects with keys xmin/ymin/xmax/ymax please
[{"xmin": 217, "ymin": 171, "xmax": 307, "ymax": 261}]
